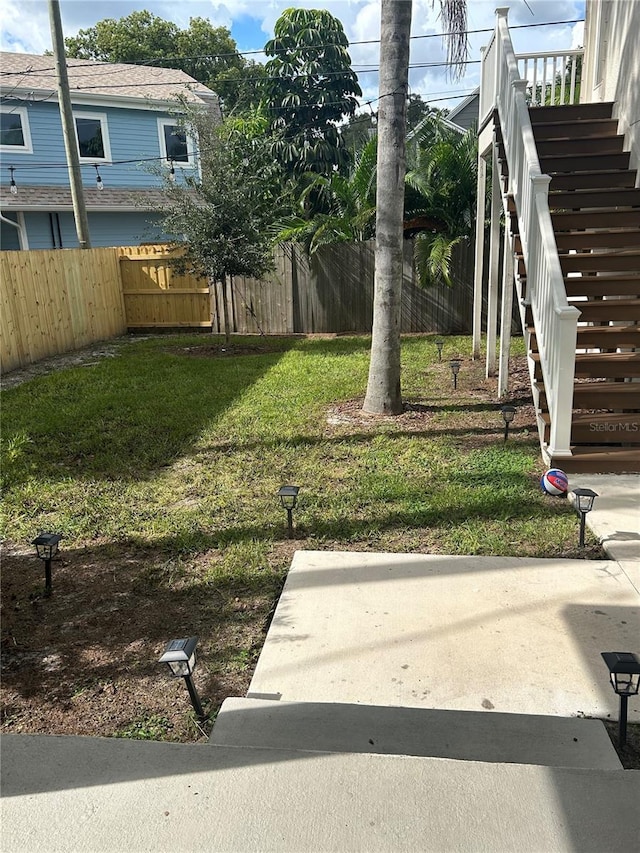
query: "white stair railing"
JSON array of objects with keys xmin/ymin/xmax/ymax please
[
  {"xmin": 482, "ymin": 8, "xmax": 581, "ymax": 459},
  {"xmin": 517, "ymin": 50, "xmax": 582, "ymax": 107}
]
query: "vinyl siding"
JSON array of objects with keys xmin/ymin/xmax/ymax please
[
  {"xmin": 23, "ymin": 210, "xmax": 167, "ymax": 249},
  {"xmin": 2, "ymin": 101, "xmax": 198, "ymax": 188},
  {"xmin": 0, "ymin": 216, "xmax": 21, "ymax": 250}
]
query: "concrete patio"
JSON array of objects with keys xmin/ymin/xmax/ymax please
[
  {"xmin": 247, "ymin": 551, "xmax": 640, "ymax": 721},
  {"xmin": 2, "ymin": 545, "xmax": 639, "ymax": 852}
]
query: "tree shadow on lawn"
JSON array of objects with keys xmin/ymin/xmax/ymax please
[
  {"xmin": 1, "ymin": 346, "xmax": 295, "ymax": 485},
  {"xmin": 112, "ymin": 480, "xmax": 578, "ymax": 558}
]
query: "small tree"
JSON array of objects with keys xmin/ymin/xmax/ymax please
[{"xmin": 160, "ymin": 109, "xmax": 282, "ymax": 342}]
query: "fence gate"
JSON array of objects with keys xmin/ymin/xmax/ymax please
[{"xmin": 118, "ymin": 245, "xmax": 211, "ymax": 329}]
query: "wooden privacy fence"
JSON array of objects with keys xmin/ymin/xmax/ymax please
[
  {"xmin": 1, "ymin": 239, "xmax": 488, "ymax": 373},
  {"xmin": 1, "ymin": 247, "xmax": 126, "ymax": 373},
  {"xmin": 117, "ymin": 244, "xmax": 211, "ymax": 328},
  {"xmin": 213, "ymin": 240, "xmax": 483, "ymax": 336}
]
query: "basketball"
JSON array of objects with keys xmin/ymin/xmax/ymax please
[{"xmin": 540, "ymin": 468, "xmax": 569, "ymax": 496}]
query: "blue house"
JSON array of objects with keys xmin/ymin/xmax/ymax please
[{"xmin": 0, "ymin": 52, "xmax": 220, "ymax": 250}]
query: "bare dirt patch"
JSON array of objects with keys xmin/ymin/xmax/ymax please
[
  {"xmin": 1, "ymin": 339, "xmax": 130, "ymax": 390},
  {"xmin": 1, "ymin": 543, "xmax": 286, "ymax": 742}
]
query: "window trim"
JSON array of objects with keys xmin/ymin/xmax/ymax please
[
  {"xmin": 0, "ymin": 105, "xmax": 33, "ymax": 154},
  {"xmin": 157, "ymin": 117, "xmax": 196, "ymax": 169},
  {"xmin": 73, "ymin": 110, "xmax": 111, "ymax": 163}
]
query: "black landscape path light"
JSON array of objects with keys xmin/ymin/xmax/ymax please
[
  {"xmin": 435, "ymin": 338, "xmax": 445, "ymax": 362},
  {"xmin": 32, "ymin": 532, "xmax": 62, "ymax": 597},
  {"xmin": 601, "ymin": 651, "xmax": 640, "ymax": 747},
  {"xmin": 571, "ymin": 487, "xmax": 598, "ymax": 548},
  {"xmin": 450, "ymin": 359, "xmax": 461, "ymax": 390},
  {"xmin": 501, "ymin": 405, "xmax": 516, "ymax": 442},
  {"xmin": 159, "ymin": 636, "xmax": 206, "ymax": 722},
  {"xmin": 278, "ymin": 485, "xmax": 300, "ymax": 539}
]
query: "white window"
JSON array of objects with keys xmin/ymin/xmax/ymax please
[
  {"xmin": 73, "ymin": 111, "xmax": 111, "ymax": 162},
  {"xmin": 158, "ymin": 118, "xmax": 195, "ymax": 168},
  {"xmin": 0, "ymin": 106, "xmax": 33, "ymax": 153}
]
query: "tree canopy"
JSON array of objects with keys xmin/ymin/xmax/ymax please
[
  {"xmin": 63, "ymin": 11, "xmax": 253, "ymax": 113},
  {"xmin": 262, "ymin": 7, "xmax": 362, "ymax": 176}
]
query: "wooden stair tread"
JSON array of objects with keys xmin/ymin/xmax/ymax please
[
  {"xmin": 549, "ymin": 171, "xmax": 637, "ymax": 191},
  {"xmin": 571, "ymin": 381, "xmax": 640, "ymax": 397},
  {"xmin": 532, "ymin": 119, "xmax": 619, "ymax": 140},
  {"xmin": 529, "ymin": 103, "xmax": 614, "ymax": 122},
  {"xmin": 540, "ymin": 154, "xmax": 629, "ymax": 172},
  {"xmin": 568, "ymin": 298, "xmax": 640, "ymax": 307},
  {"xmin": 540, "ymin": 411, "xmax": 640, "ymax": 425},
  {"xmin": 559, "ymin": 255, "xmax": 640, "ymax": 274},
  {"xmin": 564, "ymin": 278, "xmax": 640, "ymax": 296},
  {"xmin": 528, "ymin": 324, "xmax": 640, "ymax": 337},
  {"xmin": 549, "ymin": 448, "xmax": 640, "ymax": 473},
  {"xmin": 533, "ymin": 351, "xmax": 640, "ymax": 380},
  {"xmin": 551, "ymin": 210, "xmax": 640, "ymax": 229},
  {"xmin": 532, "ymin": 352, "xmax": 640, "ymax": 365},
  {"xmin": 546, "ymin": 188, "xmax": 640, "ymax": 208},
  {"xmin": 554, "ymin": 230, "xmax": 640, "ymax": 250},
  {"xmin": 537, "ymin": 138, "xmax": 625, "ymax": 152}
]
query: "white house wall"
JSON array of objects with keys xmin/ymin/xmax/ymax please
[{"xmin": 583, "ymin": 0, "xmax": 640, "ymax": 179}]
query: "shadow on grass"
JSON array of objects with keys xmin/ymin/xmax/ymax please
[
  {"xmin": 108, "ymin": 484, "xmax": 571, "ymax": 556},
  {"xmin": 1, "ymin": 343, "xmax": 296, "ymax": 484}
]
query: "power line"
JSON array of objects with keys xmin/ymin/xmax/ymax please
[
  {"xmin": 3, "ymin": 84, "xmax": 480, "ymax": 181},
  {"xmin": 0, "ymin": 18, "xmax": 584, "ymax": 79}
]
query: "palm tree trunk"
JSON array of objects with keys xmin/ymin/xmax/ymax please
[{"xmin": 363, "ymin": 0, "xmax": 412, "ymax": 415}]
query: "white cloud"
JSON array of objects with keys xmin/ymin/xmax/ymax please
[
  {"xmin": 1, "ymin": 0, "xmax": 586, "ymax": 111},
  {"xmin": 1, "ymin": 0, "xmax": 51, "ymax": 53}
]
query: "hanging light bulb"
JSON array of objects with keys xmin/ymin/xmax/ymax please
[
  {"xmin": 169, "ymin": 159, "xmax": 176, "ymax": 183},
  {"xmin": 9, "ymin": 166, "xmax": 18, "ymax": 195},
  {"xmin": 94, "ymin": 164, "xmax": 104, "ymax": 191}
]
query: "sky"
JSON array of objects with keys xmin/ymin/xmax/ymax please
[{"xmin": 1, "ymin": 1, "xmax": 586, "ymax": 111}]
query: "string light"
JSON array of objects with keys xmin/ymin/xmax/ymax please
[
  {"xmin": 94, "ymin": 164, "xmax": 104, "ymax": 190},
  {"xmin": 9, "ymin": 166, "xmax": 18, "ymax": 195}
]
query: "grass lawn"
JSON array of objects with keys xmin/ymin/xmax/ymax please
[{"xmin": 1, "ymin": 333, "xmax": 604, "ymax": 744}]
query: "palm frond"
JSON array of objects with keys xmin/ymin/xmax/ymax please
[{"xmin": 413, "ymin": 232, "xmax": 463, "ymax": 287}]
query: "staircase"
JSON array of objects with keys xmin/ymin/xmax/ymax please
[
  {"xmin": 509, "ymin": 102, "xmax": 640, "ymax": 473},
  {"xmin": 531, "ymin": 103, "xmax": 640, "ymax": 472}
]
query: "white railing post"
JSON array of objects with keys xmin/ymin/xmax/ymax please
[
  {"xmin": 498, "ymin": 226, "xmax": 515, "ymax": 397},
  {"xmin": 486, "ymin": 145, "xmax": 502, "ymax": 378},
  {"xmin": 472, "ymin": 155, "xmax": 487, "ymax": 360}
]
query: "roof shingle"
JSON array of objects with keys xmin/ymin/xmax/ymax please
[{"xmin": 0, "ymin": 51, "xmax": 218, "ymax": 107}]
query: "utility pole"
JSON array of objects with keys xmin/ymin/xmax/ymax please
[{"xmin": 48, "ymin": 0, "xmax": 91, "ymax": 248}]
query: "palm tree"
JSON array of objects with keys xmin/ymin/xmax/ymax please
[
  {"xmin": 363, "ymin": 0, "xmax": 468, "ymax": 415},
  {"xmin": 272, "ymin": 137, "xmax": 377, "ymax": 254},
  {"xmin": 362, "ymin": 0, "xmax": 412, "ymax": 415},
  {"xmin": 405, "ymin": 124, "xmax": 477, "ymax": 286}
]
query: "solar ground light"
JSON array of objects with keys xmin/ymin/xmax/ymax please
[
  {"xmin": 158, "ymin": 636, "xmax": 206, "ymax": 721},
  {"xmin": 450, "ymin": 359, "xmax": 461, "ymax": 390},
  {"xmin": 601, "ymin": 651, "xmax": 640, "ymax": 747},
  {"xmin": 32, "ymin": 532, "xmax": 62, "ymax": 597},
  {"xmin": 278, "ymin": 485, "xmax": 300, "ymax": 539},
  {"xmin": 435, "ymin": 338, "xmax": 445, "ymax": 362},
  {"xmin": 501, "ymin": 405, "xmax": 517, "ymax": 442},
  {"xmin": 570, "ymin": 487, "xmax": 598, "ymax": 548}
]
